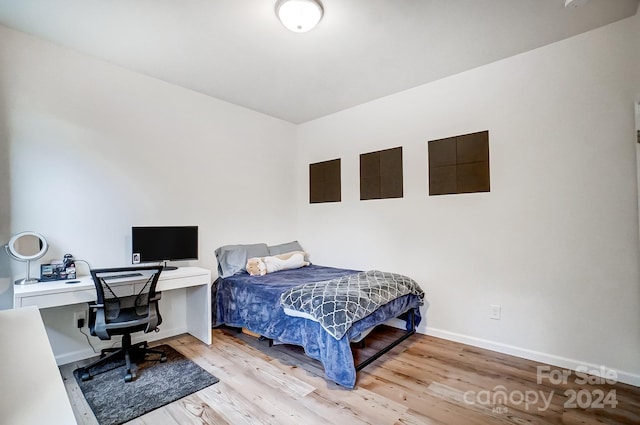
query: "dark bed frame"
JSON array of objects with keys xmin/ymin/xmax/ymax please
[
  {"xmin": 355, "ymin": 309, "xmax": 416, "ymax": 371},
  {"xmin": 213, "ymin": 276, "xmax": 419, "ymax": 383},
  {"xmin": 249, "ymin": 308, "xmax": 417, "ymax": 374}
]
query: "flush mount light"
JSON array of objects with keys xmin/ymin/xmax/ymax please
[
  {"xmin": 275, "ymin": 0, "xmax": 323, "ymax": 33},
  {"xmin": 564, "ymin": 0, "xmax": 589, "ymax": 7}
]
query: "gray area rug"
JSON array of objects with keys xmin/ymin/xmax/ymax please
[{"xmin": 73, "ymin": 344, "xmax": 219, "ymax": 425}]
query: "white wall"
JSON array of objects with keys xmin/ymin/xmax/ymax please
[
  {"xmin": 0, "ymin": 49, "xmax": 10, "ymax": 309},
  {"xmin": 296, "ymin": 14, "xmax": 640, "ymax": 385},
  {"xmin": 0, "ymin": 25, "xmax": 297, "ymax": 358},
  {"xmin": 1, "ymin": 13, "xmax": 639, "ymax": 385},
  {"xmin": 0, "ymin": 24, "xmax": 297, "ymax": 275}
]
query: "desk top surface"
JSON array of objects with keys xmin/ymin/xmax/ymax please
[
  {"xmin": 14, "ymin": 266, "xmax": 211, "ymax": 298},
  {"xmin": 0, "ymin": 306, "xmax": 77, "ymax": 425}
]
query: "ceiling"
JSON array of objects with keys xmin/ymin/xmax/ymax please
[{"xmin": 0, "ymin": 0, "xmax": 638, "ymax": 124}]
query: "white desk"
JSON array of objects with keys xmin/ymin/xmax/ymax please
[
  {"xmin": 14, "ymin": 266, "xmax": 212, "ymax": 348},
  {"xmin": 0, "ymin": 306, "xmax": 77, "ymax": 425}
]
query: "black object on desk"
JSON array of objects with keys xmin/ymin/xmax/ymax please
[{"xmin": 40, "ymin": 253, "xmax": 76, "ymax": 282}]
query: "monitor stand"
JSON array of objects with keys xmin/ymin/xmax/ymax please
[{"xmin": 162, "ymin": 261, "xmax": 178, "ymax": 271}]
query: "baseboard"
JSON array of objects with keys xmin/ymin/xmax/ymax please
[
  {"xmin": 423, "ymin": 326, "xmax": 640, "ymax": 388},
  {"xmin": 55, "ymin": 325, "xmax": 187, "ymax": 366}
]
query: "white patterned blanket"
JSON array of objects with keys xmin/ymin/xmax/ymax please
[{"xmin": 280, "ymin": 270, "xmax": 424, "ymax": 340}]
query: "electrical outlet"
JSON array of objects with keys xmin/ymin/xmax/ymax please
[
  {"xmin": 74, "ymin": 310, "xmax": 87, "ymax": 328},
  {"xmin": 490, "ymin": 304, "xmax": 501, "ymax": 320}
]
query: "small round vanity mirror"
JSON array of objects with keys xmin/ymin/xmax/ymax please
[{"xmin": 5, "ymin": 231, "xmax": 48, "ymax": 284}]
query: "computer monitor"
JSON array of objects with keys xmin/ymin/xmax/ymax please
[{"xmin": 131, "ymin": 226, "xmax": 198, "ymax": 270}]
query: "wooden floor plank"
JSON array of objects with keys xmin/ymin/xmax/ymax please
[
  {"xmin": 59, "ymin": 362, "xmax": 99, "ymax": 425},
  {"xmin": 162, "ymin": 392, "xmax": 230, "ymax": 425},
  {"xmin": 59, "ymin": 327, "xmax": 640, "ymax": 425},
  {"xmin": 196, "ymin": 381, "xmax": 279, "ymax": 425}
]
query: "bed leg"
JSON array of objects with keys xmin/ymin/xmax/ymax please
[
  {"xmin": 408, "ymin": 309, "xmax": 416, "ymax": 332},
  {"xmin": 258, "ymin": 336, "xmax": 273, "ymax": 347},
  {"xmin": 354, "ymin": 308, "xmax": 417, "ymax": 372}
]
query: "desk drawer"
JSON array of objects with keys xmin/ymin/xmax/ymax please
[
  {"xmin": 158, "ymin": 274, "xmax": 209, "ymax": 291},
  {"xmin": 18, "ymin": 289, "xmax": 96, "ymax": 309}
]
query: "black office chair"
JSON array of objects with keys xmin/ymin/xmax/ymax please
[{"xmin": 78, "ymin": 265, "xmax": 167, "ymax": 383}]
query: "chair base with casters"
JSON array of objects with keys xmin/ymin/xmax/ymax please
[{"xmin": 77, "ymin": 332, "xmax": 167, "ymax": 382}]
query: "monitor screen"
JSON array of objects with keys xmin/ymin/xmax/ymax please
[{"xmin": 131, "ymin": 226, "xmax": 198, "ymax": 264}]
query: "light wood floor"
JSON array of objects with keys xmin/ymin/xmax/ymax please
[{"xmin": 60, "ymin": 326, "xmax": 640, "ymax": 425}]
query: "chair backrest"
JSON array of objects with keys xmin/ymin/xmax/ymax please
[{"xmin": 89, "ymin": 266, "xmax": 163, "ymax": 338}]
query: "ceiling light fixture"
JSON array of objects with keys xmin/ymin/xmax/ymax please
[
  {"xmin": 275, "ymin": 0, "xmax": 323, "ymax": 33},
  {"xmin": 564, "ymin": 0, "xmax": 589, "ymax": 7}
]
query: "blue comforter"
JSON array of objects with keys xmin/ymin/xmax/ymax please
[{"xmin": 214, "ymin": 264, "xmax": 423, "ymax": 388}]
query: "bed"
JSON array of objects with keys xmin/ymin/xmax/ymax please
[{"xmin": 213, "ymin": 242, "xmax": 424, "ymax": 389}]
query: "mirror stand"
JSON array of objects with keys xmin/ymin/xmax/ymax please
[
  {"xmin": 22, "ymin": 258, "xmax": 37, "ymax": 284},
  {"xmin": 16, "ymin": 255, "xmax": 37, "ymax": 285}
]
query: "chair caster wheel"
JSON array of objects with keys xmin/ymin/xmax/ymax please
[
  {"xmin": 80, "ymin": 370, "xmax": 91, "ymax": 381},
  {"xmin": 160, "ymin": 355, "xmax": 167, "ymax": 363},
  {"xmin": 124, "ymin": 373, "xmax": 134, "ymax": 382}
]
